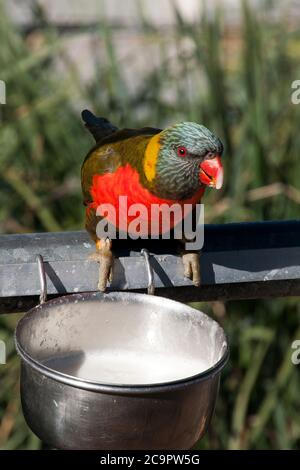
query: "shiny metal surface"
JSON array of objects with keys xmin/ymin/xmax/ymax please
[
  {"xmin": 141, "ymin": 249, "xmax": 155, "ymax": 295},
  {"xmin": 15, "ymin": 292, "xmax": 229, "ymax": 450},
  {"xmin": 36, "ymin": 254, "xmax": 47, "ymax": 304}
]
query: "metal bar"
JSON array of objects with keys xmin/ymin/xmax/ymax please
[{"xmin": 0, "ymin": 220, "xmax": 299, "ymax": 312}]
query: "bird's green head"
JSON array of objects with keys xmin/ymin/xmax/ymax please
[{"xmin": 144, "ymin": 122, "xmax": 224, "ymax": 200}]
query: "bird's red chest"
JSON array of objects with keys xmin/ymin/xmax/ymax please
[{"xmin": 88, "ymin": 164, "xmax": 205, "ymax": 235}]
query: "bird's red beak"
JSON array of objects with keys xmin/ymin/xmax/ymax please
[{"xmin": 199, "ymin": 156, "xmax": 223, "ymax": 189}]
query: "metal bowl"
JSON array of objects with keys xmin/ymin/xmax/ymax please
[{"xmin": 15, "ymin": 292, "xmax": 229, "ymax": 450}]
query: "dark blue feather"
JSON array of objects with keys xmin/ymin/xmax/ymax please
[{"xmin": 81, "ymin": 109, "xmax": 118, "ymax": 142}]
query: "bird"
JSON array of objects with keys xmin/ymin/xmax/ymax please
[{"xmin": 81, "ymin": 109, "xmax": 224, "ymax": 292}]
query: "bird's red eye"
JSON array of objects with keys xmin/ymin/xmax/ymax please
[{"xmin": 177, "ymin": 147, "xmax": 187, "ymax": 157}]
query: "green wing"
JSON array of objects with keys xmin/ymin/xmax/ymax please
[{"xmin": 81, "ymin": 127, "xmax": 161, "ymax": 205}]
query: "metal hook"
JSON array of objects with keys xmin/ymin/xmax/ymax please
[
  {"xmin": 36, "ymin": 255, "xmax": 47, "ymax": 304},
  {"xmin": 141, "ymin": 248, "xmax": 155, "ymax": 295}
]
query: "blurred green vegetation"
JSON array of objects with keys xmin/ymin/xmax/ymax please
[{"xmin": 0, "ymin": 0, "xmax": 300, "ymax": 450}]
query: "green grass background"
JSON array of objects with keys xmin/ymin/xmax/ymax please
[{"xmin": 0, "ymin": 0, "xmax": 300, "ymax": 449}]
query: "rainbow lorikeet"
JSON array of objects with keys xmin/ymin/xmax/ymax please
[{"xmin": 81, "ymin": 110, "xmax": 224, "ymax": 291}]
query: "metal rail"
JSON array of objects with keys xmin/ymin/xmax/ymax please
[{"xmin": 0, "ymin": 220, "xmax": 299, "ymax": 313}]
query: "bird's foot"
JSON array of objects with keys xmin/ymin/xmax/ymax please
[
  {"xmin": 182, "ymin": 251, "xmax": 201, "ymax": 287},
  {"xmin": 89, "ymin": 238, "xmax": 114, "ymax": 292}
]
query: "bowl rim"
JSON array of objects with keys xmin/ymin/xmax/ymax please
[{"xmin": 15, "ymin": 291, "xmax": 230, "ymax": 394}]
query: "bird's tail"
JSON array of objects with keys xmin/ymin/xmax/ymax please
[{"xmin": 81, "ymin": 109, "xmax": 118, "ymax": 142}]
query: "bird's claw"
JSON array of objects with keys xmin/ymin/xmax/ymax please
[
  {"xmin": 182, "ymin": 252, "xmax": 201, "ymax": 287},
  {"xmin": 97, "ymin": 264, "xmax": 113, "ymax": 292},
  {"xmin": 89, "ymin": 238, "xmax": 113, "ymax": 292}
]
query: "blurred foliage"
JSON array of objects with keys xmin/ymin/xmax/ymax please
[{"xmin": 0, "ymin": 0, "xmax": 300, "ymax": 450}]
